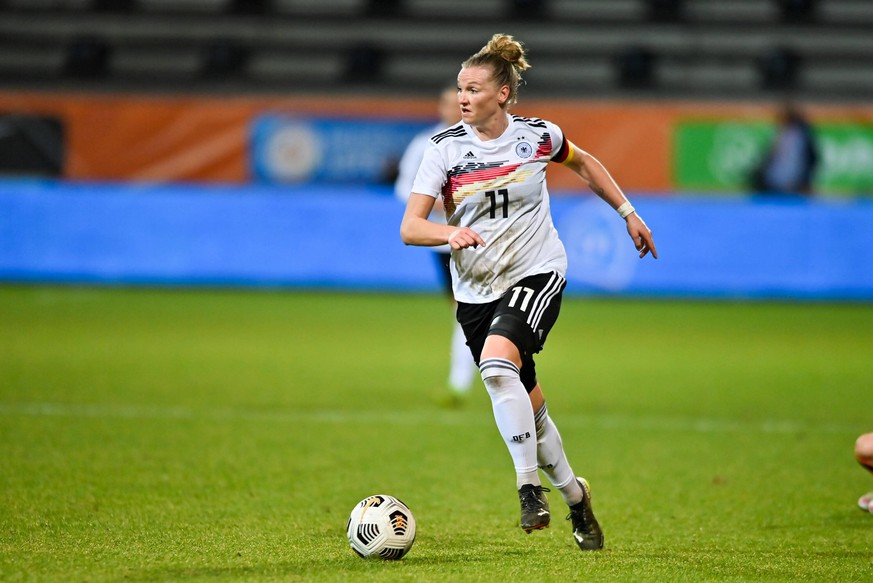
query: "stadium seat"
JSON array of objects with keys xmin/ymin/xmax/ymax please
[
  {"xmin": 0, "ymin": 0, "xmax": 871, "ymax": 100},
  {"xmin": 758, "ymin": 46, "xmax": 801, "ymax": 90},
  {"xmin": 64, "ymin": 36, "xmax": 111, "ymax": 77}
]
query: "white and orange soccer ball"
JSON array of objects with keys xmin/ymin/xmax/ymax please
[{"xmin": 346, "ymin": 494, "xmax": 416, "ymax": 560}]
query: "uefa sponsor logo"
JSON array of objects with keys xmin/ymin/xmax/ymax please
[{"xmin": 263, "ymin": 123, "xmax": 322, "ymax": 182}]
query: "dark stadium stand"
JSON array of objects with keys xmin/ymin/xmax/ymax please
[{"xmin": 0, "ymin": 0, "xmax": 871, "ymax": 100}]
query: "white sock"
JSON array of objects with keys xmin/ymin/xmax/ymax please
[
  {"xmin": 448, "ymin": 320, "xmax": 476, "ymax": 394},
  {"xmin": 534, "ymin": 403, "xmax": 583, "ymax": 505},
  {"xmin": 480, "ymin": 358, "xmax": 539, "ymax": 488}
]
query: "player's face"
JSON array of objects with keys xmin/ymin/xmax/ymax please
[{"xmin": 457, "ymin": 66, "xmax": 509, "ymax": 127}]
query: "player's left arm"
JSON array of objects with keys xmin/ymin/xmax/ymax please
[{"xmin": 558, "ymin": 140, "xmax": 658, "ymax": 259}]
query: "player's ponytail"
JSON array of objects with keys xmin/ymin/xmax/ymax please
[{"xmin": 463, "ymin": 33, "xmax": 530, "ymax": 108}]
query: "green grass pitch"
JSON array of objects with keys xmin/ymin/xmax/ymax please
[{"xmin": 1, "ymin": 285, "xmax": 872, "ymax": 581}]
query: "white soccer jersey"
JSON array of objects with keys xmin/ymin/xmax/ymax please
[{"xmin": 411, "ymin": 113, "xmax": 570, "ymax": 304}]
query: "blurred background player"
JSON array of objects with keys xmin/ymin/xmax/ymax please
[
  {"xmin": 855, "ymin": 432, "xmax": 873, "ymax": 513},
  {"xmin": 395, "ymin": 85, "xmax": 476, "ymax": 405},
  {"xmin": 750, "ymin": 103, "xmax": 819, "ymax": 196}
]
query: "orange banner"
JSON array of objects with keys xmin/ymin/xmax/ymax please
[{"xmin": 2, "ymin": 91, "xmax": 870, "ymax": 192}]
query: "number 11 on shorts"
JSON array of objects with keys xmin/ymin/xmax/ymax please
[{"xmin": 508, "ymin": 286, "xmax": 534, "ymax": 311}]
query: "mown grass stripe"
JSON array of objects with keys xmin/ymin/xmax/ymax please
[{"xmin": 0, "ymin": 400, "xmax": 863, "ymax": 435}]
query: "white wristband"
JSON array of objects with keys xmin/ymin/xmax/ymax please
[{"xmin": 616, "ymin": 202, "xmax": 635, "ymax": 218}]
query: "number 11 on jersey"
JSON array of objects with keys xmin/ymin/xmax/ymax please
[{"xmin": 485, "ymin": 189, "xmax": 509, "ymax": 219}]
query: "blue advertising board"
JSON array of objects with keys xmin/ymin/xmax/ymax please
[{"xmin": 1, "ymin": 180, "xmax": 871, "ymax": 301}]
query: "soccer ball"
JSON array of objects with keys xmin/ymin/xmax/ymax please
[{"xmin": 346, "ymin": 494, "xmax": 416, "ymax": 560}]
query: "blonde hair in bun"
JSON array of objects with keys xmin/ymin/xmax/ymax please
[{"xmin": 462, "ymin": 33, "xmax": 530, "ymax": 108}]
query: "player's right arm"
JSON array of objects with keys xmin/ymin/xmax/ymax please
[{"xmin": 400, "ymin": 193, "xmax": 485, "ymax": 249}]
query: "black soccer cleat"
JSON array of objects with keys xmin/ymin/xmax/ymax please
[
  {"xmin": 518, "ymin": 484, "xmax": 551, "ymax": 532},
  {"xmin": 567, "ymin": 477, "xmax": 604, "ymax": 550}
]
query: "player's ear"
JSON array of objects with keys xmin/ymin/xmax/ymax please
[{"xmin": 497, "ymin": 85, "xmax": 510, "ymax": 106}]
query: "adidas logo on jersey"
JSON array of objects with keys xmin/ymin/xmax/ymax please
[{"xmin": 463, "ymin": 151, "xmax": 476, "ymax": 159}]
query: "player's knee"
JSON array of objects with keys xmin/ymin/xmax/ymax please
[
  {"xmin": 479, "ymin": 357, "xmax": 519, "ymax": 382},
  {"xmin": 855, "ymin": 433, "xmax": 873, "ymax": 463},
  {"xmin": 488, "ymin": 314, "xmax": 536, "ymax": 358},
  {"xmin": 479, "ymin": 357, "xmax": 521, "ymax": 396}
]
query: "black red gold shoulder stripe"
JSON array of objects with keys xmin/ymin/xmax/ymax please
[{"xmin": 552, "ymin": 137, "xmax": 572, "ymax": 163}]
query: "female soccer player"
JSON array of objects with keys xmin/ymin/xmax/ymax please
[{"xmin": 400, "ymin": 33, "xmax": 657, "ymax": 551}]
